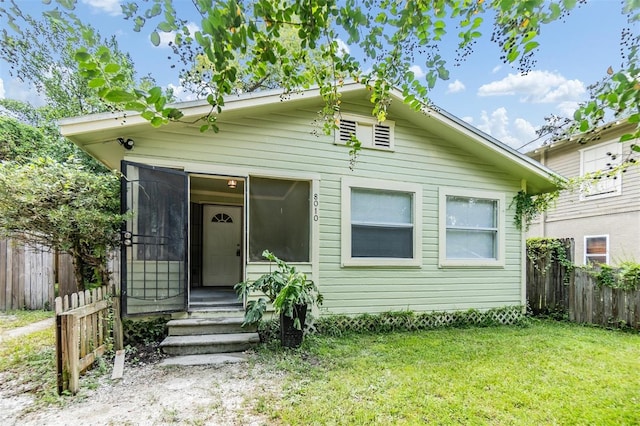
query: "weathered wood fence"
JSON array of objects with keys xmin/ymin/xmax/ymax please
[
  {"xmin": 1, "ymin": 238, "xmax": 121, "ymax": 311},
  {"xmin": 526, "ymin": 238, "xmax": 640, "ymax": 329},
  {"xmin": 55, "ymin": 285, "xmax": 123, "ymax": 395},
  {"xmin": 0, "ymin": 238, "xmax": 77, "ymax": 310}
]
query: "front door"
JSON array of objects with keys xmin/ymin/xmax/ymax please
[{"xmin": 202, "ymin": 205, "xmax": 242, "ymax": 287}]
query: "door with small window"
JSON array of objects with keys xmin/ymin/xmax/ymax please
[{"xmin": 202, "ymin": 205, "xmax": 242, "ymax": 286}]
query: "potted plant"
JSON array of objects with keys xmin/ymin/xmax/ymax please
[{"xmin": 234, "ymin": 250, "xmax": 323, "ymax": 348}]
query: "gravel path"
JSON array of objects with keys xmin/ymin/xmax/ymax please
[{"xmin": 3, "ymin": 359, "xmax": 280, "ymax": 426}]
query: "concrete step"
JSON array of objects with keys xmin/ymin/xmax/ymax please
[
  {"xmin": 167, "ymin": 317, "xmax": 256, "ymax": 336},
  {"xmin": 159, "ymin": 352, "xmax": 248, "ymax": 367},
  {"xmin": 171, "ymin": 308, "xmax": 245, "ymax": 319},
  {"xmin": 159, "ymin": 333, "xmax": 260, "ymax": 356}
]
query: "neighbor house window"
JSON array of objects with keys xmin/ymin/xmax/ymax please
[
  {"xmin": 584, "ymin": 235, "xmax": 608, "ymax": 265},
  {"xmin": 341, "ymin": 177, "xmax": 422, "ymax": 267},
  {"xmin": 248, "ymin": 177, "xmax": 310, "ymax": 262},
  {"xmin": 439, "ymin": 188, "xmax": 505, "ymax": 268},
  {"xmin": 335, "ymin": 114, "xmax": 395, "ymax": 151},
  {"xmin": 580, "ymin": 141, "xmax": 622, "ymax": 200}
]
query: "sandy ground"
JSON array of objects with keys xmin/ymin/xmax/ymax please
[{"xmin": 1, "ymin": 354, "xmax": 281, "ymax": 426}]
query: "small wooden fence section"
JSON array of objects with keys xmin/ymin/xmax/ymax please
[
  {"xmin": 1, "ymin": 238, "xmax": 80, "ymax": 310},
  {"xmin": 526, "ymin": 238, "xmax": 574, "ymax": 316},
  {"xmin": 55, "ymin": 286, "xmax": 122, "ymax": 395},
  {"xmin": 527, "ymin": 238, "xmax": 640, "ymax": 329},
  {"xmin": 571, "ymin": 268, "xmax": 640, "ymax": 328}
]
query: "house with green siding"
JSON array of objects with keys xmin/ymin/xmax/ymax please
[{"xmin": 59, "ymin": 83, "xmax": 558, "ymax": 322}]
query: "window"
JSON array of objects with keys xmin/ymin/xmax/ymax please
[
  {"xmin": 341, "ymin": 177, "xmax": 422, "ymax": 267},
  {"xmin": 249, "ymin": 177, "xmax": 310, "ymax": 262},
  {"xmin": 585, "ymin": 235, "xmax": 608, "ymax": 265},
  {"xmin": 439, "ymin": 188, "xmax": 505, "ymax": 268},
  {"xmin": 580, "ymin": 142, "xmax": 622, "ymax": 200},
  {"xmin": 335, "ymin": 114, "xmax": 394, "ymax": 150}
]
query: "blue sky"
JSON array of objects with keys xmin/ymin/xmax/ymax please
[{"xmin": 0, "ymin": 0, "xmax": 635, "ymax": 151}]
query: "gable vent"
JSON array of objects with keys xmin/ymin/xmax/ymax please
[
  {"xmin": 339, "ymin": 119, "xmax": 357, "ymax": 142},
  {"xmin": 373, "ymin": 124, "xmax": 391, "ymax": 148}
]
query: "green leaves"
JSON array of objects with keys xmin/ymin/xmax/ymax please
[{"xmin": 150, "ymin": 31, "xmax": 161, "ymax": 47}]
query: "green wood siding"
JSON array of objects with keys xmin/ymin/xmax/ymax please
[{"xmin": 122, "ymin": 99, "xmax": 525, "ymax": 315}]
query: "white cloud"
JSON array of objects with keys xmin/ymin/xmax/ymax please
[
  {"xmin": 409, "ymin": 65, "xmax": 426, "ymax": 79},
  {"xmin": 557, "ymin": 101, "xmax": 579, "ymax": 118},
  {"xmin": 477, "ymin": 70, "xmax": 586, "ymax": 104},
  {"xmin": 335, "ymin": 39, "xmax": 350, "ymax": 56},
  {"xmin": 156, "ymin": 22, "xmax": 200, "ymax": 48},
  {"xmin": 476, "ymin": 107, "xmax": 537, "ymax": 148},
  {"xmin": 0, "ymin": 78, "xmax": 5, "ymax": 99},
  {"xmin": 492, "ymin": 65, "xmax": 502, "ymax": 74},
  {"xmin": 446, "ymin": 79, "xmax": 465, "ymax": 94},
  {"xmin": 81, "ymin": 0, "xmax": 121, "ymax": 16},
  {"xmin": 462, "ymin": 116, "xmax": 473, "ymax": 124},
  {"xmin": 166, "ymin": 83, "xmax": 200, "ymax": 102},
  {"xmin": 5, "ymin": 78, "xmax": 46, "ymax": 107}
]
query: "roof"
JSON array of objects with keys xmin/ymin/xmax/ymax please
[
  {"xmin": 59, "ymin": 82, "xmax": 561, "ymax": 194},
  {"xmin": 527, "ymin": 119, "xmax": 636, "ymax": 160}
]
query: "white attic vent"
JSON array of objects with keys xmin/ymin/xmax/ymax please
[
  {"xmin": 336, "ymin": 115, "xmax": 394, "ymax": 151},
  {"xmin": 373, "ymin": 124, "xmax": 391, "ymax": 148},
  {"xmin": 339, "ymin": 119, "xmax": 358, "ymax": 143}
]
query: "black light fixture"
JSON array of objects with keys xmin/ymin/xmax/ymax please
[{"xmin": 117, "ymin": 137, "xmax": 135, "ymax": 150}]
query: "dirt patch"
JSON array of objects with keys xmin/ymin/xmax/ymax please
[{"xmin": 3, "ymin": 356, "xmax": 282, "ymax": 426}]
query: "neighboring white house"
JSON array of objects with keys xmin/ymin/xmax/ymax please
[
  {"xmin": 59, "ymin": 83, "xmax": 559, "ymax": 317},
  {"xmin": 527, "ymin": 120, "xmax": 640, "ymax": 266}
]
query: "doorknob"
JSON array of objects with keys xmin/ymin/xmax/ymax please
[{"xmin": 236, "ymin": 244, "xmax": 241, "ymax": 257}]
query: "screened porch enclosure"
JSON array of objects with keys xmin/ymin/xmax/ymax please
[{"xmin": 121, "ymin": 165, "xmax": 312, "ymax": 316}]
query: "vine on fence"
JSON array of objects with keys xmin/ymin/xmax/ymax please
[
  {"xmin": 587, "ymin": 262, "xmax": 640, "ymax": 291},
  {"xmin": 526, "ymin": 238, "xmax": 574, "ymax": 279}
]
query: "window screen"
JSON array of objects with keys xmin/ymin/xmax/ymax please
[
  {"xmin": 445, "ymin": 196, "xmax": 498, "ymax": 259},
  {"xmin": 351, "ymin": 188, "xmax": 413, "ymax": 258},
  {"xmin": 249, "ymin": 177, "xmax": 310, "ymax": 262}
]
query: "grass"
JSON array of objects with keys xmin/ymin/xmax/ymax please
[
  {"xmin": 0, "ymin": 327, "xmax": 61, "ymax": 406},
  {"xmin": 253, "ymin": 320, "xmax": 640, "ymax": 425},
  {"xmin": 0, "ymin": 309, "xmax": 53, "ymax": 333},
  {"xmin": 0, "ymin": 309, "xmax": 61, "ymax": 407}
]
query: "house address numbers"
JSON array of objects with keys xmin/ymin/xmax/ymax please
[{"xmin": 313, "ymin": 193, "xmax": 319, "ymax": 222}]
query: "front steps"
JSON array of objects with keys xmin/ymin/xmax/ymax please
[{"xmin": 159, "ymin": 311, "xmax": 259, "ymax": 357}]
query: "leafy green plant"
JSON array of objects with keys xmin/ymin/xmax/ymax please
[
  {"xmin": 235, "ymin": 250, "xmax": 323, "ymax": 331},
  {"xmin": 526, "ymin": 238, "xmax": 574, "ymax": 279},
  {"xmin": 122, "ymin": 316, "xmax": 168, "ymax": 346},
  {"xmin": 511, "ymin": 189, "xmax": 560, "ymax": 231},
  {"xmin": 589, "ymin": 262, "xmax": 640, "ymax": 291}
]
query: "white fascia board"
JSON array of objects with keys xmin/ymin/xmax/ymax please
[{"xmin": 59, "ymin": 83, "xmax": 366, "ymax": 137}]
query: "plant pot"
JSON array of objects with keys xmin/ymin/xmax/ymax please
[{"xmin": 280, "ymin": 304, "xmax": 307, "ymax": 348}]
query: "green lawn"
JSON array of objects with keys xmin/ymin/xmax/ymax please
[
  {"xmin": 0, "ymin": 310, "xmax": 59, "ymax": 405},
  {"xmin": 254, "ymin": 320, "xmax": 640, "ymax": 425},
  {"xmin": 0, "ymin": 309, "xmax": 53, "ymax": 333}
]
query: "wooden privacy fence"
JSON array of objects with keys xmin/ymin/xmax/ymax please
[
  {"xmin": 0, "ymin": 238, "xmax": 78, "ymax": 310},
  {"xmin": 526, "ymin": 238, "xmax": 574, "ymax": 316},
  {"xmin": 55, "ymin": 285, "xmax": 123, "ymax": 395},
  {"xmin": 526, "ymin": 238, "xmax": 640, "ymax": 329},
  {"xmin": 571, "ymin": 268, "xmax": 640, "ymax": 329}
]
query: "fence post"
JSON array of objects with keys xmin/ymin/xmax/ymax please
[{"xmin": 61, "ymin": 313, "xmax": 80, "ymax": 394}]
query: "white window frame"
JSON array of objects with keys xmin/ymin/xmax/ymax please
[
  {"xmin": 334, "ymin": 113, "xmax": 395, "ymax": 151},
  {"xmin": 341, "ymin": 177, "xmax": 422, "ymax": 267},
  {"xmin": 584, "ymin": 235, "xmax": 609, "ymax": 265},
  {"xmin": 438, "ymin": 187, "xmax": 505, "ymax": 268},
  {"xmin": 579, "ymin": 141, "xmax": 622, "ymax": 201}
]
